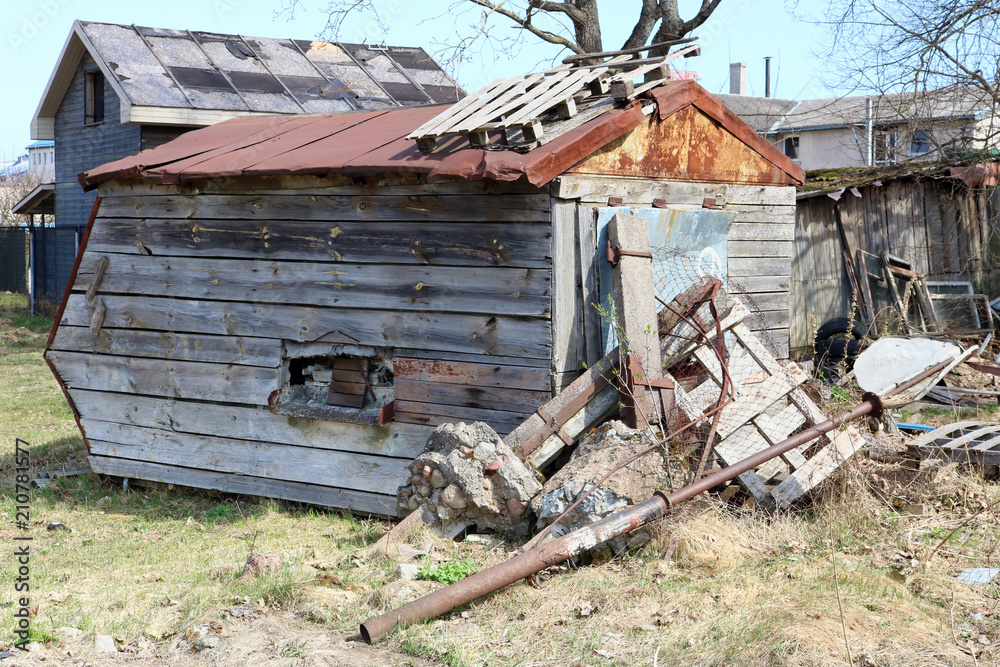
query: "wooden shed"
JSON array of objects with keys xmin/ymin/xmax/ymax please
[
  {"xmin": 47, "ymin": 78, "xmax": 803, "ymax": 516},
  {"xmin": 791, "ymin": 164, "xmax": 1000, "ymax": 356}
]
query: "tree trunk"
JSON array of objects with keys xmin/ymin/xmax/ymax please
[{"xmin": 573, "ymin": 0, "xmax": 603, "ymax": 53}]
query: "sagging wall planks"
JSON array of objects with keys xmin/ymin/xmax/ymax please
[{"xmin": 55, "ymin": 186, "xmax": 554, "ymax": 516}]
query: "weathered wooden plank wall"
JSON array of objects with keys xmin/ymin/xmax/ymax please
[
  {"xmin": 551, "ymin": 176, "xmax": 794, "ymax": 381},
  {"xmin": 50, "ymin": 179, "xmax": 554, "ymax": 516},
  {"xmin": 791, "ymin": 177, "xmax": 1000, "ymax": 355}
]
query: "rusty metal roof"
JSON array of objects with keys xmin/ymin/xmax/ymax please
[{"xmin": 82, "ymin": 80, "xmax": 804, "ymax": 189}]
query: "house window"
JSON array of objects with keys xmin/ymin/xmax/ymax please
[
  {"xmin": 875, "ymin": 129, "xmax": 899, "ymax": 164},
  {"xmin": 271, "ymin": 341, "xmax": 395, "ymax": 426},
  {"xmin": 85, "ymin": 70, "xmax": 105, "ymax": 125},
  {"xmin": 910, "ymin": 130, "xmax": 931, "ymax": 156},
  {"xmin": 783, "ymin": 136, "xmax": 799, "ymax": 160}
]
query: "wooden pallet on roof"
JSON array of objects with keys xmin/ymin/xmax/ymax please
[{"xmin": 407, "ymin": 40, "xmax": 701, "ymax": 152}]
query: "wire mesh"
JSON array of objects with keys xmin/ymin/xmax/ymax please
[{"xmin": 625, "ymin": 245, "xmax": 860, "ymax": 506}]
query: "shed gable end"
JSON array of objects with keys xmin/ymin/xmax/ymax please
[{"xmin": 567, "ymin": 105, "xmax": 798, "ymax": 186}]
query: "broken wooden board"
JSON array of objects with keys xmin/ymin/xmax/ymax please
[{"xmin": 505, "ymin": 348, "xmax": 622, "ymax": 467}]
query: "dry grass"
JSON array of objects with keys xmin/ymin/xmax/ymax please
[{"xmin": 1, "ymin": 292, "xmax": 998, "ymax": 665}]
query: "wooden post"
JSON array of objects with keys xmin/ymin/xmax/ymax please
[{"xmin": 608, "ymin": 213, "xmax": 661, "ymax": 426}]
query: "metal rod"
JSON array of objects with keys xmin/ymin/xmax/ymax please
[{"xmin": 360, "ymin": 494, "xmax": 668, "ymax": 643}]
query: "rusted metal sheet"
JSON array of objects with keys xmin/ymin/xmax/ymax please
[
  {"xmin": 567, "ymin": 105, "xmax": 799, "ymax": 185},
  {"xmin": 81, "ymin": 80, "xmax": 803, "ymax": 189}
]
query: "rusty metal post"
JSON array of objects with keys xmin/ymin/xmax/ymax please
[{"xmin": 360, "ymin": 495, "xmax": 669, "ymax": 643}]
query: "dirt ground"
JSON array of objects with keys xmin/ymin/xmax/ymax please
[{"xmin": 9, "ymin": 615, "xmax": 442, "ymax": 666}]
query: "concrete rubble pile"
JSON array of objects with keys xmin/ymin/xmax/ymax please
[{"xmin": 397, "ymin": 422, "xmax": 543, "ymax": 538}]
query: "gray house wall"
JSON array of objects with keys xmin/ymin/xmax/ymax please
[{"xmin": 44, "ymin": 56, "xmax": 171, "ymax": 301}]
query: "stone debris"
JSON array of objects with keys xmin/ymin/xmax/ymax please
[
  {"xmin": 530, "ymin": 420, "xmax": 666, "ymax": 553},
  {"xmin": 398, "ymin": 422, "xmax": 543, "ymax": 537},
  {"xmin": 394, "ymin": 563, "xmax": 421, "ymax": 581},
  {"xmin": 95, "ymin": 634, "xmax": 118, "ymax": 653},
  {"xmin": 240, "ymin": 552, "xmax": 280, "ymax": 578},
  {"xmin": 185, "ymin": 624, "xmax": 223, "ymax": 651}
]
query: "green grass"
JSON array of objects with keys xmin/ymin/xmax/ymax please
[
  {"xmin": 0, "ymin": 291, "xmax": 998, "ymax": 665},
  {"xmin": 0, "ymin": 293, "xmax": 83, "ymax": 470}
]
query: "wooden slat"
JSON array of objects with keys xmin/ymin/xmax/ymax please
[
  {"xmin": 394, "ymin": 358, "xmax": 550, "ymax": 391},
  {"xmin": 98, "ymin": 176, "xmax": 545, "ymax": 199},
  {"xmin": 394, "ymin": 401, "xmax": 530, "ymax": 436},
  {"xmin": 50, "ymin": 351, "xmax": 277, "ymax": 405},
  {"xmin": 907, "ymin": 421, "xmax": 991, "ymax": 448},
  {"xmin": 577, "ymin": 204, "xmax": 602, "ymax": 367},
  {"xmin": 498, "ymin": 68, "xmax": 603, "ymax": 128},
  {"xmin": 394, "ymin": 379, "xmax": 549, "ymax": 411},
  {"xmin": 771, "ymin": 427, "xmax": 864, "ymax": 508},
  {"xmin": 525, "ymin": 384, "xmax": 619, "ymax": 469},
  {"xmin": 392, "ymin": 347, "xmax": 550, "ymax": 368},
  {"xmin": 505, "ymin": 349, "xmax": 619, "ymax": 458},
  {"xmin": 550, "ymin": 199, "xmax": 582, "ymax": 377},
  {"xmin": 85, "ymin": 218, "xmax": 553, "ymax": 269},
  {"xmin": 452, "ymin": 71, "xmax": 554, "ymax": 134},
  {"xmin": 59, "ymin": 294, "xmax": 552, "ymax": 359},
  {"xmin": 73, "ymin": 253, "xmax": 551, "ymax": 318},
  {"xmin": 98, "ymin": 193, "xmax": 550, "ymax": 222},
  {"xmin": 50, "ymin": 326, "xmax": 282, "ymax": 367},
  {"xmin": 409, "ymin": 76, "xmax": 521, "ymax": 138},
  {"xmin": 84, "ymin": 421, "xmax": 409, "ymax": 496},
  {"xmin": 70, "ymin": 389, "xmax": 431, "ymax": 458},
  {"xmin": 88, "ymin": 455, "xmax": 398, "ymax": 517},
  {"xmin": 728, "ymin": 240, "xmax": 793, "ymax": 257}
]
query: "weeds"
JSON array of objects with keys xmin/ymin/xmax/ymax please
[{"xmin": 416, "ymin": 558, "xmax": 479, "ymax": 585}]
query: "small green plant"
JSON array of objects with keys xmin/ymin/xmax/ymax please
[
  {"xmin": 416, "ymin": 558, "xmax": 479, "ymax": 585},
  {"xmin": 281, "ymin": 639, "xmax": 305, "ymax": 657},
  {"xmin": 829, "ymin": 386, "xmax": 853, "ymax": 405}
]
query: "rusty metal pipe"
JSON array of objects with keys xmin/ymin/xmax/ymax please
[
  {"xmin": 361, "ymin": 399, "xmax": 878, "ymax": 643},
  {"xmin": 361, "ymin": 355, "xmax": 953, "ymax": 643},
  {"xmin": 360, "ymin": 494, "xmax": 668, "ymax": 644}
]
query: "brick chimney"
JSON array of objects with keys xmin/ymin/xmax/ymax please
[{"xmin": 729, "ymin": 62, "xmax": 747, "ymax": 95}]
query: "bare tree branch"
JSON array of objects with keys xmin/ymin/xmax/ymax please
[
  {"xmin": 467, "ymin": 0, "xmax": 586, "ymax": 53},
  {"xmin": 286, "ymin": 0, "xmax": 726, "ymax": 69}
]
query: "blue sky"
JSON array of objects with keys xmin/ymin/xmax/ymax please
[{"xmin": 0, "ymin": 0, "xmax": 838, "ymax": 158}]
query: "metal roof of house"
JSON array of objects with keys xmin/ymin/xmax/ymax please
[
  {"xmin": 32, "ymin": 20, "xmax": 463, "ymax": 140},
  {"xmin": 721, "ymin": 87, "xmax": 996, "ymax": 135},
  {"xmin": 81, "ymin": 80, "xmax": 804, "ymax": 189}
]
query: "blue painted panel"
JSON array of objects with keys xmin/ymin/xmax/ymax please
[{"xmin": 596, "ymin": 207, "xmax": 736, "ymax": 352}]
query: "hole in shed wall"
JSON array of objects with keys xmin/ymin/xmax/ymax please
[{"xmin": 270, "ymin": 341, "xmax": 395, "ymax": 425}]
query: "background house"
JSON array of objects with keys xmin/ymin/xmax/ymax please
[
  {"xmin": 22, "ymin": 19, "xmax": 462, "ymax": 304},
  {"xmin": 721, "ymin": 87, "xmax": 999, "ymax": 171}
]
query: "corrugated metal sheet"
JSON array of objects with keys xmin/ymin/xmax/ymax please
[{"xmin": 82, "ymin": 80, "xmax": 805, "ymax": 188}]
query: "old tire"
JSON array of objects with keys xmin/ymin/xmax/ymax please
[
  {"xmin": 813, "ymin": 317, "xmax": 869, "ymax": 363},
  {"xmin": 815, "ymin": 317, "xmax": 867, "ymax": 342}
]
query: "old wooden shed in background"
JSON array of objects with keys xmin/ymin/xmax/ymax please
[
  {"xmin": 47, "ymin": 78, "xmax": 803, "ymax": 516},
  {"xmin": 791, "ymin": 164, "xmax": 1000, "ymax": 356}
]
